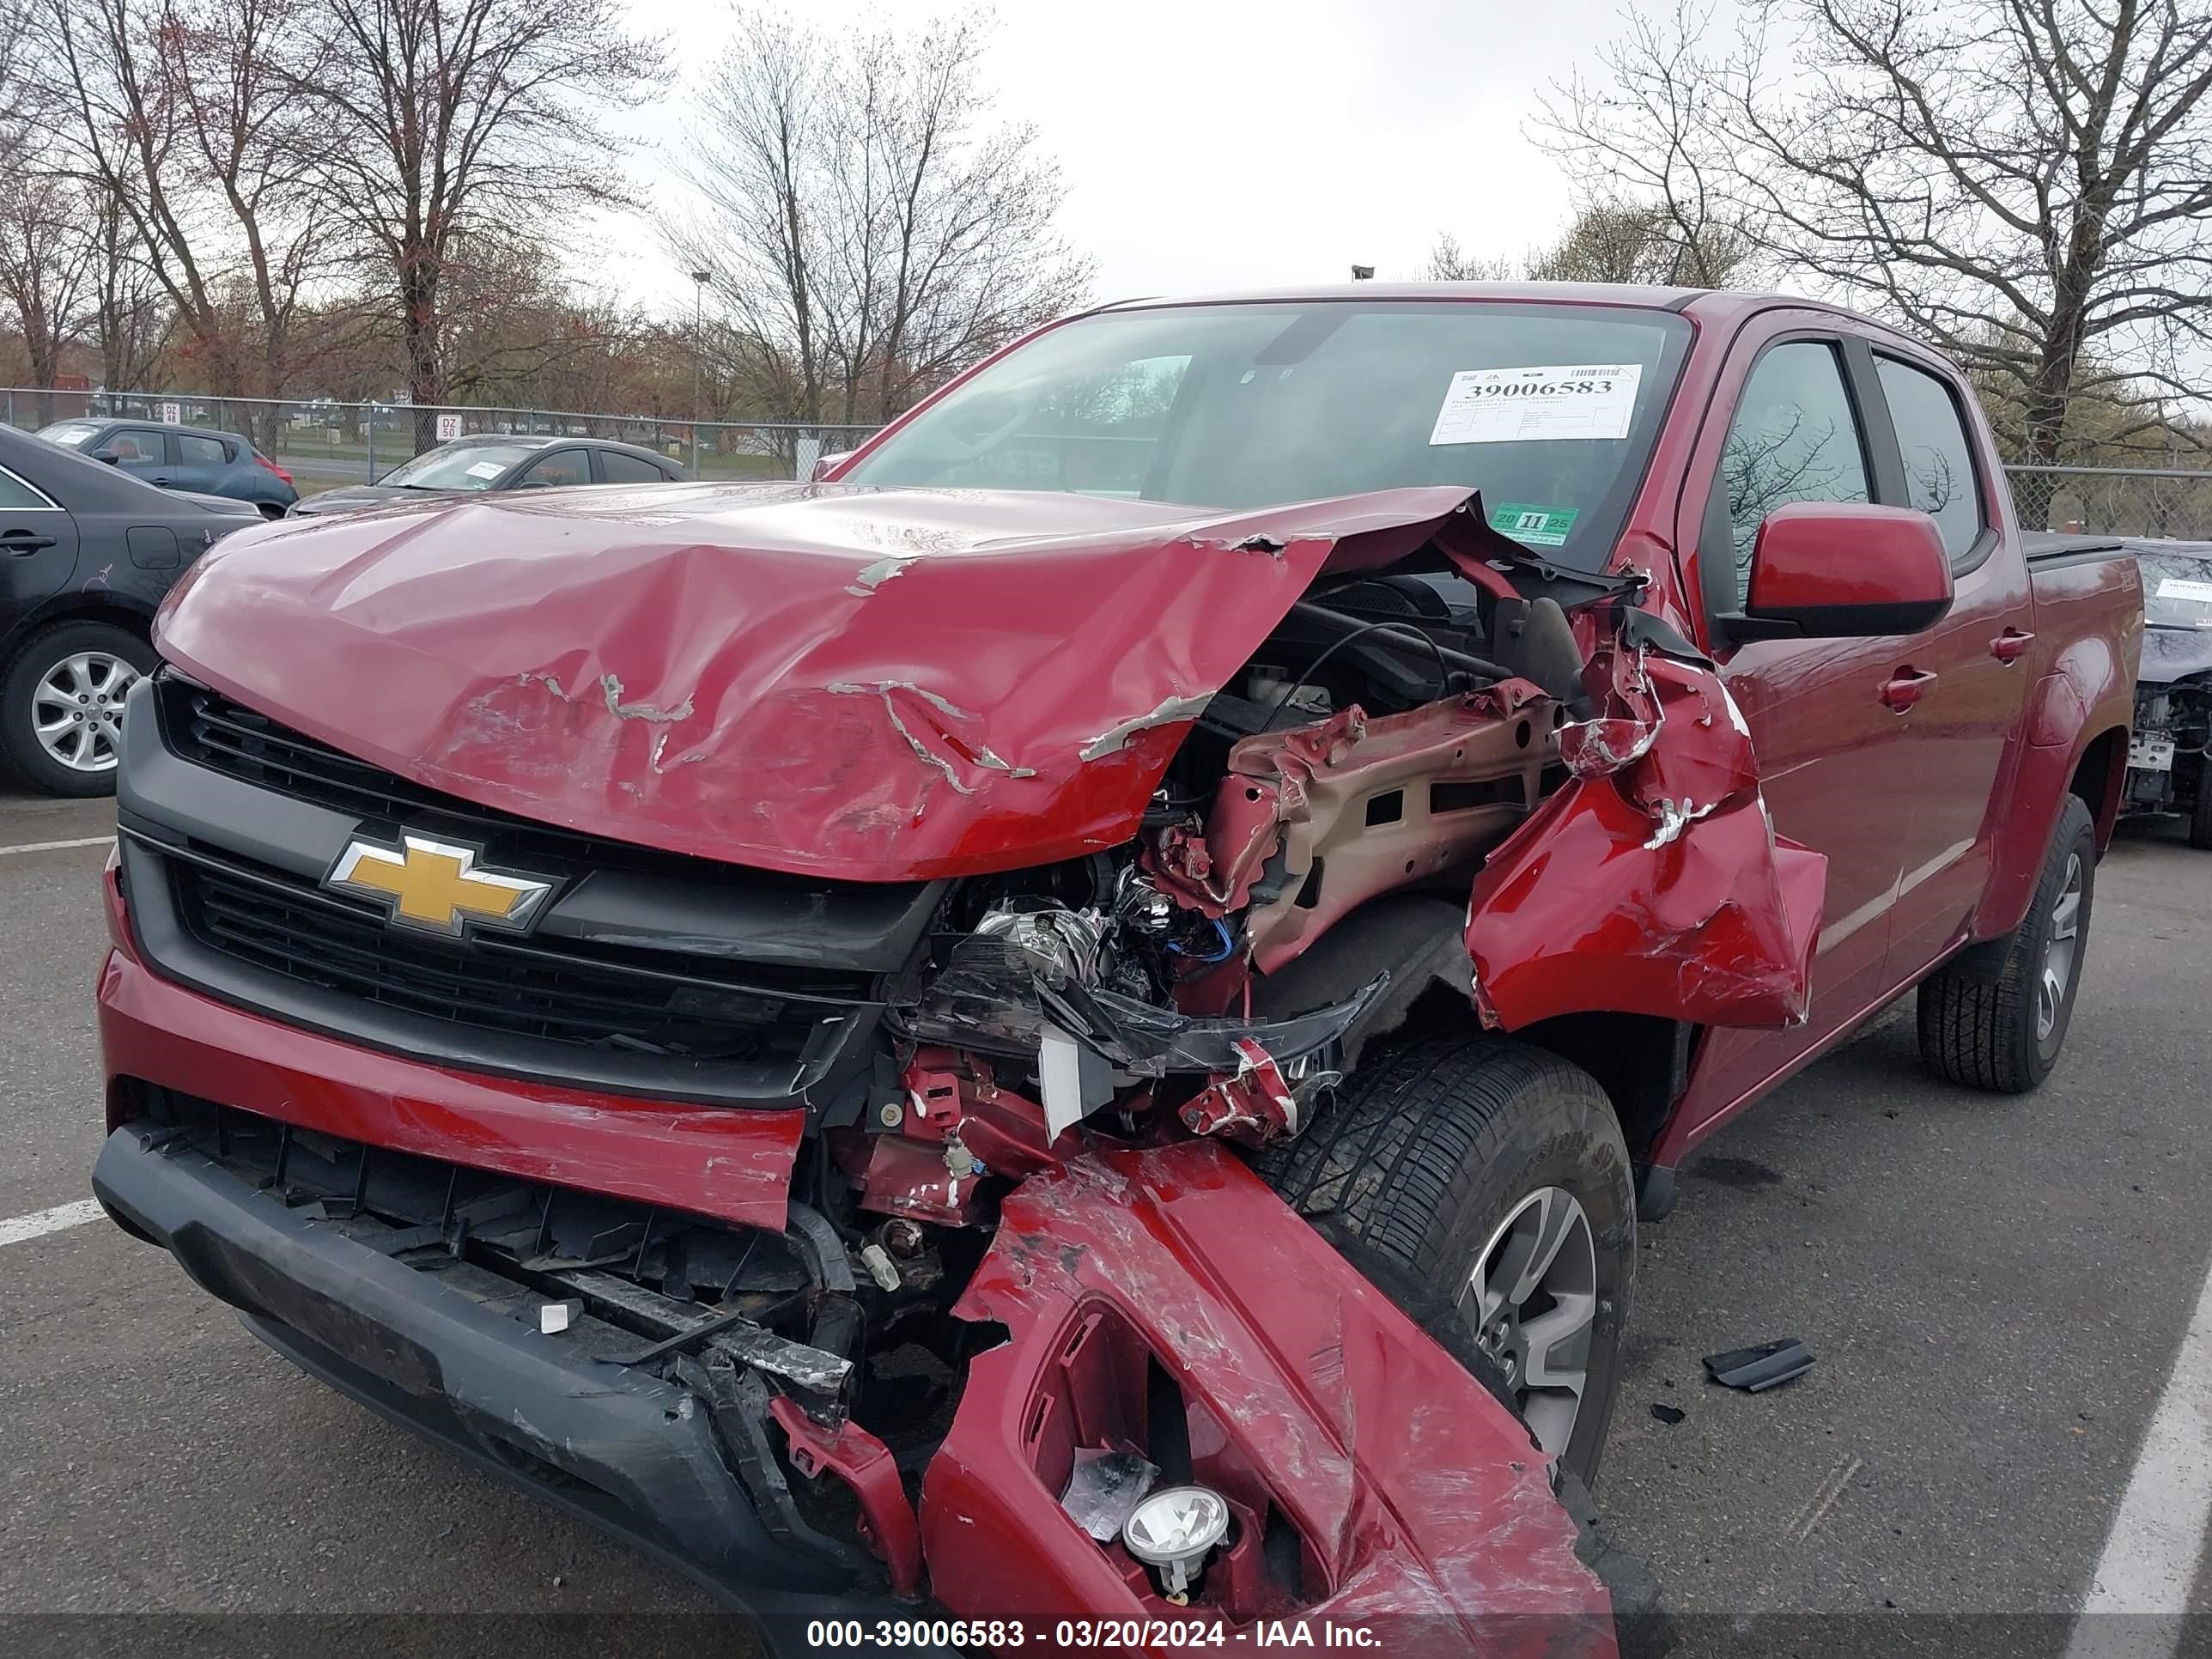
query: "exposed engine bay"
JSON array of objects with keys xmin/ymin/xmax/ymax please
[{"xmin": 2126, "ymin": 677, "xmax": 2211, "ymax": 817}]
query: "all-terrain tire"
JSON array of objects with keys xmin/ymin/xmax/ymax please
[
  {"xmin": 0, "ymin": 620, "xmax": 154, "ymax": 797},
  {"xmin": 1917, "ymin": 793, "xmax": 2097, "ymax": 1092},
  {"xmin": 1255, "ymin": 1036, "xmax": 1634, "ymax": 1488},
  {"xmin": 2190, "ymin": 761, "xmax": 2212, "ymax": 851}
]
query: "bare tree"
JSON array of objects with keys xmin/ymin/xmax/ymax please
[
  {"xmin": 286, "ymin": 0, "xmax": 664, "ymax": 449},
  {"xmin": 86, "ymin": 189, "xmax": 173, "ymax": 390},
  {"xmin": 1550, "ymin": 0, "xmax": 2212, "ymax": 465},
  {"xmin": 1424, "ymin": 232, "xmax": 1515, "ymax": 282},
  {"xmin": 28, "ymin": 0, "xmax": 336, "ymax": 424},
  {"xmin": 0, "ymin": 166, "xmax": 94, "ymax": 418},
  {"xmin": 672, "ymin": 7, "xmax": 1093, "ymax": 426},
  {"xmin": 1523, "ymin": 199, "xmax": 1746, "ymax": 286},
  {"xmin": 1422, "ymin": 203, "xmax": 1743, "ymax": 288},
  {"xmin": 1533, "ymin": 2, "xmax": 1746, "ymax": 289}
]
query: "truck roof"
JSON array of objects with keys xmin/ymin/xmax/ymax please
[{"xmin": 1091, "ymin": 280, "xmax": 1879, "ymax": 330}]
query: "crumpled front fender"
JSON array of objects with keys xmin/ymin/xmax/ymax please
[
  {"xmin": 1465, "ymin": 635, "xmax": 1825, "ymax": 1030},
  {"xmin": 919, "ymin": 1141, "xmax": 1618, "ymax": 1654}
]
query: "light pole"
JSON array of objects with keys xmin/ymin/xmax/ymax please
[{"xmin": 690, "ymin": 269, "xmax": 711, "ymax": 477}]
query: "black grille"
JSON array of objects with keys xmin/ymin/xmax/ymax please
[
  {"xmin": 166, "ymin": 848, "xmax": 851, "ymax": 1066},
  {"xmin": 159, "ymin": 672, "xmax": 823, "ymax": 881}
]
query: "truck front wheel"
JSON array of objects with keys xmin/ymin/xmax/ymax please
[
  {"xmin": 1255, "ymin": 1036, "xmax": 1635, "ymax": 1487},
  {"xmin": 1917, "ymin": 793, "xmax": 2097, "ymax": 1092}
]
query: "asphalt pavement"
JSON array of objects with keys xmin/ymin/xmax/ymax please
[{"xmin": 3, "ymin": 784, "xmax": 2209, "ymax": 1653}]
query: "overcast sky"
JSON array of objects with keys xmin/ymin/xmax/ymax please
[{"xmin": 605, "ymin": 0, "xmax": 1639, "ymax": 313}]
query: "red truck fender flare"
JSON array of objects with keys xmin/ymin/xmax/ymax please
[{"xmin": 1971, "ymin": 629, "xmax": 2135, "ymax": 944}]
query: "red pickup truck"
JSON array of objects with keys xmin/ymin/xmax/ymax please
[{"xmin": 91, "ymin": 284, "xmax": 2139, "ymax": 1653}]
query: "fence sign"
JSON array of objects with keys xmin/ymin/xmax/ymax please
[
  {"xmin": 435, "ymin": 413, "xmax": 464, "ymax": 442},
  {"xmin": 159, "ymin": 402, "xmax": 181, "ymax": 426}
]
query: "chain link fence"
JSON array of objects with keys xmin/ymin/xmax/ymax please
[
  {"xmin": 2004, "ymin": 465, "xmax": 2212, "ymax": 542},
  {"xmin": 1, "ymin": 387, "xmax": 880, "ymax": 490}
]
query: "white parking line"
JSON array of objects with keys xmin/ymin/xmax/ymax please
[
  {"xmin": 0, "ymin": 1197, "xmax": 104, "ymax": 1248},
  {"xmin": 2065, "ymin": 1253, "xmax": 2212, "ymax": 1657},
  {"xmin": 0, "ymin": 835, "xmax": 114, "ymax": 859}
]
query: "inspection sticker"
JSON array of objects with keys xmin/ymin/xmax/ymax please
[
  {"xmin": 1489, "ymin": 502, "xmax": 1580, "ymax": 547},
  {"xmin": 2156, "ymin": 576, "xmax": 2212, "ymax": 605},
  {"xmin": 1430, "ymin": 362, "xmax": 1643, "ymax": 446}
]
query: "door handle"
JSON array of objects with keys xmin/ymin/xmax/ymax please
[
  {"xmin": 1881, "ymin": 668, "xmax": 1937, "ymax": 713},
  {"xmin": 150, "ymin": 476, "xmax": 173, "ymax": 487},
  {"xmin": 0, "ymin": 528, "xmax": 57, "ymax": 555},
  {"xmin": 1990, "ymin": 628, "xmax": 2035, "ymax": 664}
]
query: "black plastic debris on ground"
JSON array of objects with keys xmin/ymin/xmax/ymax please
[
  {"xmin": 1702, "ymin": 1337, "xmax": 1814, "ymax": 1392},
  {"xmin": 1650, "ymin": 1401, "xmax": 1686, "ymax": 1425}
]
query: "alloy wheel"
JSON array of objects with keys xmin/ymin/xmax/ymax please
[
  {"xmin": 1463, "ymin": 1184, "xmax": 1598, "ymax": 1455},
  {"xmin": 31, "ymin": 651, "xmax": 138, "ymax": 774},
  {"xmin": 2038, "ymin": 850, "xmax": 2084, "ymax": 1044}
]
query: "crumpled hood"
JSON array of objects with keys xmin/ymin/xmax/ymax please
[{"xmin": 155, "ymin": 482, "xmax": 1471, "ymax": 879}]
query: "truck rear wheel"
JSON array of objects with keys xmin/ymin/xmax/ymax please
[
  {"xmin": 1917, "ymin": 793, "xmax": 2097, "ymax": 1092},
  {"xmin": 2190, "ymin": 761, "xmax": 2212, "ymax": 851},
  {"xmin": 1255, "ymin": 1036, "xmax": 1635, "ymax": 1487}
]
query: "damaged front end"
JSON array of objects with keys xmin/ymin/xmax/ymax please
[{"xmin": 112, "ymin": 478, "xmax": 1820, "ymax": 1650}]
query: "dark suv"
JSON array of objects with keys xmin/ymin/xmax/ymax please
[{"xmin": 36, "ymin": 420, "xmax": 298, "ymax": 518}]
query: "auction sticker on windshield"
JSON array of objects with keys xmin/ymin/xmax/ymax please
[
  {"xmin": 1430, "ymin": 363, "xmax": 1643, "ymax": 446},
  {"xmin": 2156, "ymin": 576, "xmax": 2212, "ymax": 605}
]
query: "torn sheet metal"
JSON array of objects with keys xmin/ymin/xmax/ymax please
[
  {"xmin": 922, "ymin": 1143, "xmax": 1617, "ymax": 1650},
  {"xmin": 1466, "ymin": 634, "xmax": 1825, "ymax": 1030},
  {"xmin": 155, "ymin": 483, "xmax": 1485, "ymax": 881},
  {"xmin": 1176, "ymin": 1038, "xmax": 1317, "ymax": 1146}
]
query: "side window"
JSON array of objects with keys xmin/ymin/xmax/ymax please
[
  {"xmin": 1715, "ymin": 342, "xmax": 1871, "ymax": 606},
  {"xmin": 1875, "ymin": 356, "xmax": 1985, "ymax": 562},
  {"xmin": 597, "ymin": 450, "xmax": 665, "ymax": 483},
  {"xmin": 0, "ymin": 467, "xmax": 58, "ymax": 509},
  {"xmin": 102, "ymin": 428, "xmax": 166, "ymax": 463},
  {"xmin": 517, "ymin": 449, "xmax": 589, "ymax": 488},
  {"xmin": 176, "ymin": 434, "xmax": 229, "ymax": 465}
]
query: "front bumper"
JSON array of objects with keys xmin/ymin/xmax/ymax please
[
  {"xmin": 97, "ymin": 872, "xmax": 1625, "ymax": 1655},
  {"xmin": 91, "ymin": 1121, "xmax": 922, "ymax": 1654}
]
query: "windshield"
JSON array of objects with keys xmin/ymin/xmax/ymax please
[
  {"xmin": 2138, "ymin": 544, "xmax": 2212, "ymax": 629},
  {"xmin": 843, "ymin": 301, "xmax": 1693, "ymax": 566},
  {"xmin": 380, "ymin": 442, "xmax": 538, "ymax": 490},
  {"xmin": 38, "ymin": 422, "xmax": 102, "ymax": 448}
]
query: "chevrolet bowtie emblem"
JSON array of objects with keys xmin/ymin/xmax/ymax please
[{"xmin": 325, "ymin": 834, "xmax": 556, "ymax": 937}]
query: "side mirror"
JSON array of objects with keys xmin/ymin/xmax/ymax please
[
  {"xmin": 811, "ymin": 449, "xmax": 852, "ymax": 483},
  {"xmin": 93, "ymin": 448, "xmax": 122, "ymax": 465},
  {"xmin": 1726, "ymin": 501, "xmax": 1954, "ymax": 640}
]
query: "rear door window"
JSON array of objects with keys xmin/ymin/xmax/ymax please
[
  {"xmin": 1875, "ymin": 356, "xmax": 1986, "ymax": 562},
  {"xmin": 176, "ymin": 433, "xmax": 232, "ymax": 466},
  {"xmin": 596, "ymin": 450, "xmax": 668, "ymax": 483},
  {"xmin": 0, "ymin": 467, "xmax": 58, "ymax": 509}
]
